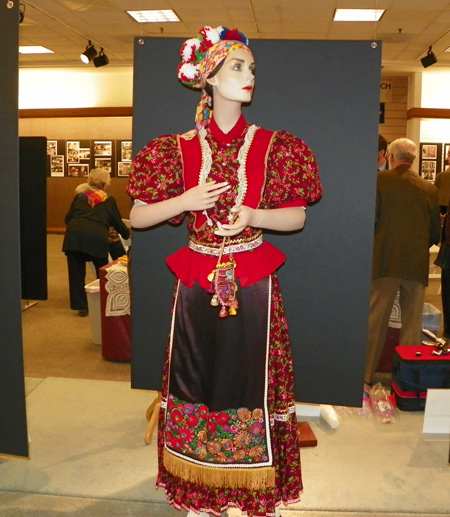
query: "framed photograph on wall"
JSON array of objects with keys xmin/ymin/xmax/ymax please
[
  {"xmin": 420, "ymin": 142, "xmax": 443, "ymax": 175},
  {"xmin": 47, "ymin": 140, "xmax": 57, "ymax": 156},
  {"xmin": 95, "ymin": 157, "xmax": 112, "ymax": 173},
  {"xmin": 94, "ymin": 141, "xmax": 112, "ymax": 156},
  {"xmin": 422, "ymin": 144, "xmax": 437, "ymax": 159},
  {"xmin": 67, "ymin": 141, "xmax": 80, "ymax": 163},
  {"xmin": 421, "ymin": 160, "xmax": 436, "ymax": 181},
  {"xmin": 79, "ymin": 148, "xmax": 91, "ymax": 160},
  {"xmin": 444, "ymin": 144, "xmax": 450, "ymax": 170},
  {"xmin": 117, "ymin": 161, "xmax": 132, "ymax": 177},
  {"xmin": 68, "ymin": 163, "xmax": 89, "ymax": 177},
  {"xmin": 50, "ymin": 155, "xmax": 64, "ymax": 177},
  {"xmin": 121, "ymin": 141, "xmax": 132, "ymax": 161}
]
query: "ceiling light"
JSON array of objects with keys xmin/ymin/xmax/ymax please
[
  {"xmin": 93, "ymin": 48, "xmax": 109, "ymax": 68},
  {"xmin": 127, "ymin": 9, "xmax": 180, "ymax": 23},
  {"xmin": 80, "ymin": 40, "xmax": 97, "ymax": 64},
  {"xmin": 421, "ymin": 46, "xmax": 437, "ymax": 68},
  {"xmin": 334, "ymin": 9, "xmax": 385, "ymax": 22},
  {"xmin": 19, "ymin": 46, "xmax": 54, "ymax": 54}
]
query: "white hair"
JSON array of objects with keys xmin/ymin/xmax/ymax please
[
  {"xmin": 88, "ymin": 168, "xmax": 111, "ymax": 189},
  {"xmin": 389, "ymin": 138, "xmax": 416, "ymax": 164}
]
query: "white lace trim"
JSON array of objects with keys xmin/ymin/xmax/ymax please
[
  {"xmin": 197, "ymin": 125, "xmax": 258, "ymax": 208},
  {"xmin": 273, "ymin": 405, "xmax": 296, "ymax": 422}
]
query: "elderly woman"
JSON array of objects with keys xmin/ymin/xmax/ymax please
[
  {"xmin": 63, "ymin": 168, "xmax": 130, "ymax": 317},
  {"xmin": 127, "ymin": 26, "xmax": 322, "ymax": 517}
]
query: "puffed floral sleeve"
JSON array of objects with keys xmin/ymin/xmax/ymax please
[
  {"xmin": 126, "ymin": 134, "xmax": 185, "ymax": 224},
  {"xmin": 262, "ymin": 131, "xmax": 322, "ymax": 208}
]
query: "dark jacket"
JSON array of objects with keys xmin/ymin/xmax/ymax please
[
  {"xmin": 372, "ymin": 164, "xmax": 441, "ymax": 286},
  {"xmin": 63, "ymin": 191, "xmax": 130, "ymax": 259}
]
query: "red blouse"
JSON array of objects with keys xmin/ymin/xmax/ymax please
[{"xmin": 127, "ymin": 116, "xmax": 322, "ymax": 288}]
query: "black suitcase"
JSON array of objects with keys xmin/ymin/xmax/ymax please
[
  {"xmin": 391, "ymin": 379, "xmax": 427, "ymax": 411},
  {"xmin": 391, "ymin": 345, "xmax": 450, "ymax": 411}
]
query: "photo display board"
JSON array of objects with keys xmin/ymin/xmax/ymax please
[
  {"xmin": 130, "ymin": 37, "xmax": 381, "ymax": 406},
  {"xmin": 419, "ymin": 142, "xmax": 450, "ymax": 183},
  {"xmin": 0, "ymin": 0, "xmax": 29, "ymax": 458},
  {"xmin": 46, "ymin": 139, "xmax": 132, "ymax": 178}
]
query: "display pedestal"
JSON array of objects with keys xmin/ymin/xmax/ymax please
[{"xmin": 297, "ymin": 421, "xmax": 318, "ymax": 447}]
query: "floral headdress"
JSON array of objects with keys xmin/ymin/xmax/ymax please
[{"xmin": 178, "ymin": 26, "xmax": 250, "ymax": 129}]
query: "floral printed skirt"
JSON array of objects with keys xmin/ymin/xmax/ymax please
[{"xmin": 156, "ymin": 274, "xmax": 302, "ymax": 517}]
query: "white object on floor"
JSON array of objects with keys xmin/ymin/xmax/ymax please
[
  {"xmin": 186, "ymin": 512, "xmax": 210, "ymax": 517},
  {"xmin": 320, "ymin": 404, "xmax": 340, "ymax": 429},
  {"xmin": 422, "ymin": 389, "xmax": 450, "ymax": 436},
  {"xmin": 295, "ymin": 402, "xmax": 321, "ymax": 418}
]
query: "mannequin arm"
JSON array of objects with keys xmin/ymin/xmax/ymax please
[
  {"xmin": 215, "ymin": 205, "xmax": 306, "ymax": 237},
  {"xmin": 130, "ymin": 181, "xmax": 229, "ymax": 229}
]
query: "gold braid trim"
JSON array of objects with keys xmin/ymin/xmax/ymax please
[{"xmin": 163, "ymin": 449, "xmax": 275, "ymax": 489}]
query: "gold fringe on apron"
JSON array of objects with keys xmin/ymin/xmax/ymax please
[{"xmin": 163, "ymin": 448, "xmax": 276, "ymax": 490}]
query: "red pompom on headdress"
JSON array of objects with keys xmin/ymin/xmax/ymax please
[{"xmin": 218, "ymin": 27, "xmax": 249, "ymax": 45}]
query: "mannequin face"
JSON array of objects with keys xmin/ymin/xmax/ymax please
[{"xmin": 206, "ymin": 48, "xmax": 255, "ymax": 104}]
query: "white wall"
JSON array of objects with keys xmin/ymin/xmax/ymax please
[
  {"xmin": 19, "ymin": 67, "xmax": 133, "ymax": 109},
  {"xmin": 18, "ymin": 66, "xmax": 450, "ymax": 143},
  {"xmin": 419, "ymin": 71, "xmax": 450, "ymax": 143},
  {"xmin": 421, "ymin": 71, "xmax": 450, "ymax": 109}
]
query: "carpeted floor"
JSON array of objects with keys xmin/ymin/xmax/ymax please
[
  {"xmin": 21, "ymin": 234, "xmax": 130, "ymax": 382},
  {"xmin": 3, "ymin": 235, "xmax": 448, "ymax": 516},
  {"xmin": 1, "ymin": 377, "xmax": 450, "ymax": 516}
]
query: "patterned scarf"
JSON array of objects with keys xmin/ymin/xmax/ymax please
[{"xmin": 82, "ymin": 189, "xmax": 108, "ymax": 207}]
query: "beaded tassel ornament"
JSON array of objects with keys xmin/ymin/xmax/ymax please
[{"xmin": 207, "ymin": 231, "xmax": 239, "ymax": 318}]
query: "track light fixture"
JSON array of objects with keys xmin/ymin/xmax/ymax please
[
  {"xmin": 421, "ymin": 46, "xmax": 437, "ymax": 68},
  {"xmin": 93, "ymin": 48, "xmax": 109, "ymax": 68},
  {"xmin": 80, "ymin": 40, "xmax": 98, "ymax": 64}
]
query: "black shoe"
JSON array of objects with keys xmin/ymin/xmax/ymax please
[{"xmin": 78, "ymin": 310, "xmax": 88, "ymax": 317}]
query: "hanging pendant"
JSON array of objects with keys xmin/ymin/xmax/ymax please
[
  {"xmin": 211, "ymin": 256, "xmax": 238, "ymax": 317},
  {"xmin": 210, "ymin": 294, "xmax": 219, "ymax": 306}
]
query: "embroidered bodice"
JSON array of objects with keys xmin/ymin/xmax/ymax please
[{"xmin": 127, "ymin": 116, "xmax": 322, "ymax": 288}]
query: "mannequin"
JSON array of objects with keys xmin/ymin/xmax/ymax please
[{"xmin": 127, "ymin": 26, "xmax": 322, "ymax": 517}]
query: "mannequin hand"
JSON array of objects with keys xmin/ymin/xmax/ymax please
[
  {"xmin": 181, "ymin": 181, "xmax": 229, "ymax": 212},
  {"xmin": 215, "ymin": 205, "xmax": 255, "ymax": 237}
]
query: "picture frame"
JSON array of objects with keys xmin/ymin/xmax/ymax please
[
  {"xmin": 95, "ymin": 157, "xmax": 112, "ymax": 174},
  {"xmin": 421, "ymin": 160, "xmax": 436, "ymax": 181},
  {"xmin": 67, "ymin": 163, "xmax": 89, "ymax": 177},
  {"xmin": 422, "ymin": 144, "xmax": 437, "ymax": 159},
  {"xmin": 47, "ymin": 140, "xmax": 57, "ymax": 156},
  {"xmin": 67, "ymin": 141, "xmax": 80, "ymax": 163},
  {"xmin": 121, "ymin": 141, "xmax": 132, "ymax": 162},
  {"xmin": 94, "ymin": 141, "xmax": 112, "ymax": 156},
  {"xmin": 79, "ymin": 148, "xmax": 91, "ymax": 160},
  {"xmin": 50, "ymin": 155, "xmax": 64, "ymax": 177},
  {"xmin": 117, "ymin": 161, "xmax": 132, "ymax": 177}
]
